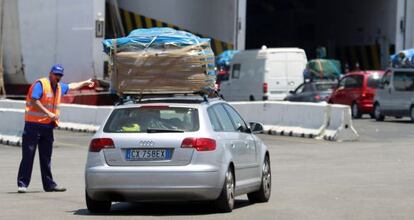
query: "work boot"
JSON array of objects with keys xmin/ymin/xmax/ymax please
[
  {"xmin": 45, "ymin": 186, "xmax": 67, "ymax": 192},
  {"xmin": 17, "ymin": 187, "xmax": 27, "ymax": 193}
]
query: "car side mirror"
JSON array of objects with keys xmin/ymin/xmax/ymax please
[
  {"xmin": 289, "ymin": 90, "xmax": 295, "ymax": 94},
  {"xmin": 249, "ymin": 122, "xmax": 264, "ymax": 134}
]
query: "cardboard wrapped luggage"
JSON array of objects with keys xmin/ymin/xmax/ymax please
[{"xmin": 103, "ymin": 28, "xmax": 216, "ymax": 95}]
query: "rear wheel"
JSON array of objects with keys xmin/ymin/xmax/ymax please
[
  {"xmin": 248, "ymin": 155, "xmax": 271, "ymax": 203},
  {"xmin": 85, "ymin": 190, "xmax": 111, "ymax": 213},
  {"xmin": 374, "ymin": 103, "xmax": 385, "ymax": 121},
  {"xmin": 351, "ymin": 102, "xmax": 362, "ymax": 119},
  {"xmin": 214, "ymin": 167, "xmax": 235, "ymax": 213}
]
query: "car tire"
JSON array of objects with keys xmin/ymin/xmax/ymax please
[
  {"xmin": 247, "ymin": 155, "xmax": 271, "ymax": 203},
  {"xmin": 351, "ymin": 102, "xmax": 362, "ymax": 119},
  {"xmin": 410, "ymin": 106, "xmax": 414, "ymax": 123},
  {"xmin": 85, "ymin": 190, "xmax": 111, "ymax": 213},
  {"xmin": 374, "ymin": 103, "xmax": 385, "ymax": 121},
  {"xmin": 214, "ymin": 167, "xmax": 235, "ymax": 213}
]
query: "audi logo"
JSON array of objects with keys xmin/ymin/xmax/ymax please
[{"xmin": 139, "ymin": 140, "xmax": 155, "ymax": 147}]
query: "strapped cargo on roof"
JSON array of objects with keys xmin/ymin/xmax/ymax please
[{"xmin": 103, "ymin": 28, "xmax": 216, "ymax": 95}]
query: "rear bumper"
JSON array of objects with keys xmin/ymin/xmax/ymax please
[
  {"xmin": 359, "ymin": 99, "xmax": 374, "ymax": 113},
  {"xmin": 85, "ymin": 164, "xmax": 223, "ymax": 202}
]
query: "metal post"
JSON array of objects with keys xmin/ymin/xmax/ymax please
[{"xmin": 0, "ymin": 0, "xmax": 7, "ymax": 97}]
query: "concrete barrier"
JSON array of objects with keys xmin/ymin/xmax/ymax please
[
  {"xmin": 0, "ymin": 99, "xmax": 25, "ymax": 109},
  {"xmin": 0, "ymin": 99, "xmax": 358, "ymax": 145},
  {"xmin": 230, "ymin": 101, "xmax": 358, "ymax": 142},
  {"xmin": 231, "ymin": 101, "xmax": 330, "ymax": 138},
  {"xmin": 0, "ymin": 108, "xmax": 25, "ymax": 146},
  {"xmin": 0, "ymin": 99, "xmax": 113, "ymax": 132},
  {"xmin": 59, "ymin": 103, "xmax": 113, "ymax": 128},
  {"xmin": 0, "ymin": 99, "xmax": 113, "ymax": 146},
  {"xmin": 320, "ymin": 104, "xmax": 359, "ymax": 142}
]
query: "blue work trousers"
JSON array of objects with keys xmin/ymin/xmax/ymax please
[{"xmin": 17, "ymin": 123, "xmax": 57, "ymax": 190}]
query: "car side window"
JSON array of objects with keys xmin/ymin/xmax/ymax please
[
  {"xmin": 338, "ymin": 77, "xmax": 347, "ymax": 88},
  {"xmin": 207, "ymin": 107, "xmax": 223, "ymax": 131},
  {"xmin": 232, "ymin": 64, "xmax": 241, "ymax": 79},
  {"xmin": 303, "ymin": 83, "xmax": 313, "ymax": 92},
  {"xmin": 222, "ymin": 104, "xmax": 248, "ymax": 132},
  {"xmin": 393, "ymin": 71, "xmax": 414, "ymax": 91},
  {"xmin": 212, "ymin": 105, "xmax": 236, "ymax": 132},
  {"xmin": 294, "ymin": 83, "xmax": 305, "ymax": 93},
  {"xmin": 381, "ymin": 71, "xmax": 391, "ymax": 87}
]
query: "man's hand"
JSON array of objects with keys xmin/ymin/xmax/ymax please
[
  {"xmin": 84, "ymin": 78, "xmax": 95, "ymax": 88},
  {"xmin": 68, "ymin": 78, "xmax": 95, "ymax": 90},
  {"xmin": 47, "ymin": 112, "xmax": 59, "ymax": 121}
]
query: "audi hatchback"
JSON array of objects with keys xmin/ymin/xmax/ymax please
[{"xmin": 85, "ymin": 96, "xmax": 271, "ymax": 213}]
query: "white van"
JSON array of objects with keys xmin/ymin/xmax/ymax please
[{"xmin": 219, "ymin": 47, "xmax": 307, "ymax": 101}]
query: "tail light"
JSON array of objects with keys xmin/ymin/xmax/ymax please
[
  {"xmin": 181, "ymin": 137, "xmax": 216, "ymax": 151},
  {"xmin": 314, "ymin": 95, "xmax": 321, "ymax": 101},
  {"xmin": 263, "ymin": 82, "xmax": 268, "ymax": 93},
  {"xmin": 89, "ymin": 138, "xmax": 115, "ymax": 152}
]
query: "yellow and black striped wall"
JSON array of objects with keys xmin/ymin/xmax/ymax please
[
  {"xmin": 334, "ymin": 44, "xmax": 394, "ymax": 71},
  {"xmin": 106, "ymin": 4, "xmax": 234, "ymax": 56}
]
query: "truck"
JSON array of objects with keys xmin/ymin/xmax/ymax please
[{"xmin": 0, "ymin": 0, "xmax": 243, "ymax": 104}]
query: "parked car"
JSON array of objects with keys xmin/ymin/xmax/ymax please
[
  {"xmin": 85, "ymin": 95, "xmax": 271, "ymax": 213},
  {"xmin": 328, "ymin": 70, "xmax": 384, "ymax": 118},
  {"xmin": 373, "ymin": 68, "xmax": 414, "ymax": 122},
  {"xmin": 284, "ymin": 80, "xmax": 337, "ymax": 102}
]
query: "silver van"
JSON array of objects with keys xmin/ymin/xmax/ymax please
[{"xmin": 373, "ymin": 68, "xmax": 414, "ymax": 122}]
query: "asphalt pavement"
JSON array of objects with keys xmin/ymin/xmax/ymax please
[{"xmin": 1, "ymin": 117, "xmax": 414, "ymax": 220}]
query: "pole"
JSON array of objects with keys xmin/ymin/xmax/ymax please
[{"xmin": 0, "ymin": 0, "xmax": 7, "ymax": 97}]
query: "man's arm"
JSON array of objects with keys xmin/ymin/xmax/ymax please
[
  {"xmin": 68, "ymin": 78, "xmax": 95, "ymax": 91},
  {"xmin": 32, "ymin": 99, "xmax": 58, "ymax": 121}
]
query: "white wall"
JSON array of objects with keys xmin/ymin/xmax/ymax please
[
  {"xmin": 117, "ymin": 0, "xmax": 238, "ymax": 45},
  {"xmin": 16, "ymin": 0, "xmax": 105, "ymax": 84},
  {"xmin": 2, "ymin": 0, "xmax": 26, "ymax": 84}
]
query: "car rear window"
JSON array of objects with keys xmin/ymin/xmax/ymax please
[
  {"xmin": 315, "ymin": 83, "xmax": 336, "ymax": 91},
  {"xmin": 367, "ymin": 74, "xmax": 382, "ymax": 88},
  {"xmin": 103, "ymin": 107, "xmax": 199, "ymax": 133}
]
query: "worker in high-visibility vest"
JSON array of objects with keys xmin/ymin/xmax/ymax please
[{"xmin": 17, "ymin": 64, "xmax": 94, "ymax": 193}]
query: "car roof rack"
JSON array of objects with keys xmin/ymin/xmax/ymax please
[{"xmin": 116, "ymin": 90, "xmax": 222, "ymax": 105}]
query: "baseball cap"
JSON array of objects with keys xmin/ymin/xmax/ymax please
[{"xmin": 50, "ymin": 64, "xmax": 64, "ymax": 75}]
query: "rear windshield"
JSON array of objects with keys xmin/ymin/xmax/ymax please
[
  {"xmin": 103, "ymin": 107, "xmax": 199, "ymax": 133},
  {"xmin": 367, "ymin": 74, "xmax": 382, "ymax": 88},
  {"xmin": 315, "ymin": 83, "xmax": 336, "ymax": 91}
]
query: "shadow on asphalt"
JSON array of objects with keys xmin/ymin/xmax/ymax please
[
  {"xmin": 71, "ymin": 199, "xmax": 252, "ymax": 216},
  {"xmin": 7, "ymin": 191, "xmax": 44, "ymax": 194},
  {"xmin": 353, "ymin": 118, "xmax": 413, "ymax": 124}
]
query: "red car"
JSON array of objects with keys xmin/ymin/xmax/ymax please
[{"xmin": 329, "ymin": 70, "xmax": 384, "ymax": 118}]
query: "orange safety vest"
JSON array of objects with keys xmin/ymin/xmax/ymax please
[{"xmin": 25, "ymin": 78, "xmax": 61, "ymax": 126}]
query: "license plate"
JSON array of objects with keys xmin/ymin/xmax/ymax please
[{"xmin": 125, "ymin": 149, "xmax": 171, "ymax": 161}]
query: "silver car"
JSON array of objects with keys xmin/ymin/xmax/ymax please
[{"xmin": 85, "ymin": 96, "xmax": 271, "ymax": 213}]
